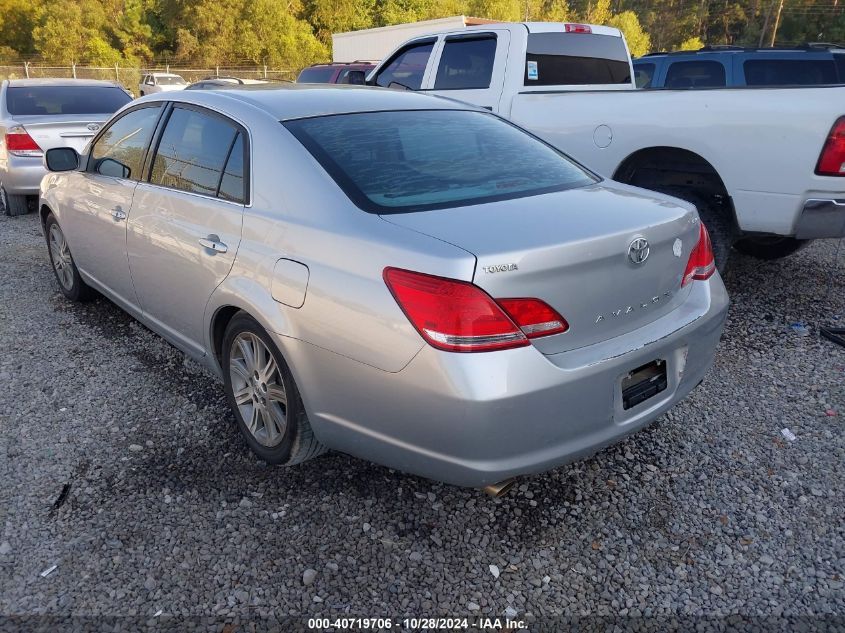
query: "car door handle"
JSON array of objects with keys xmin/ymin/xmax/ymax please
[
  {"xmin": 198, "ymin": 236, "xmax": 228, "ymax": 254},
  {"xmin": 111, "ymin": 209, "xmax": 127, "ymax": 221}
]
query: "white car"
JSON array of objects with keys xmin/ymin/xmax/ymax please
[{"xmin": 138, "ymin": 73, "xmax": 187, "ymax": 96}]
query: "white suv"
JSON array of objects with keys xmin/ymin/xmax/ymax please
[{"xmin": 138, "ymin": 73, "xmax": 187, "ymax": 96}]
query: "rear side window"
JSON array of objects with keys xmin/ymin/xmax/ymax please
[
  {"xmin": 374, "ymin": 40, "xmax": 434, "ymax": 90},
  {"xmin": 524, "ymin": 33, "xmax": 631, "ymax": 85},
  {"xmin": 89, "ymin": 106, "xmax": 162, "ymax": 180},
  {"xmin": 6, "ymin": 86, "xmax": 131, "ymax": 116},
  {"xmin": 218, "ymin": 133, "xmax": 245, "ymax": 203},
  {"xmin": 743, "ymin": 59, "xmax": 837, "ymax": 86},
  {"xmin": 633, "ymin": 62, "xmax": 655, "ymax": 88},
  {"xmin": 150, "ymin": 107, "xmax": 245, "ymax": 201},
  {"xmin": 285, "ymin": 110, "xmax": 596, "ymax": 214},
  {"xmin": 664, "ymin": 60, "xmax": 726, "ymax": 88},
  {"xmin": 297, "ymin": 66, "xmax": 337, "ymax": 83},
  {"xmin": 434, "ymin": 36, "xmax": 497, "ymax": 90}
]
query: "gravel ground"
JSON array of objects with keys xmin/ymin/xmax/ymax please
[{"xmin": 1, "ymin": 211, "xmax": 844, "ymax": 630}]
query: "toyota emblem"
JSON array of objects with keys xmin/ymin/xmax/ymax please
[
  {"xmin": 628, "ymin": 238, "xmax": 650, "ymax": 265},
  {"xmin": 87, "ymin": 123, "xmax": 100, "ymax": 132}
]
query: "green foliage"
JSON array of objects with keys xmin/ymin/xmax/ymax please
[
  {"xmin": 608, "ymin": 11, "xmax": 651, "ymax": 57},
  {"xmin": 678, "ymin": 36, "xmax": 705, "ymax": 50},
  {"xmin": 0, "ymin": 0, "xmax": 840, "ymax": 71}
]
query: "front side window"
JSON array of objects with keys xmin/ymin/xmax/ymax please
[
  {"xmin": 374, "ymin": 40, "xmax": 434, "ymax": 90},
  {"xmin": 633, "ymin": 62, "xmax": 655, "ymax": 88},
  {"xmin": 150, "ymin": 106, "xmax": 243, "ymax": 200},
  {"xmin": 524, "ymin": 33, "xmax": 631, "ymax": 86},
  {"xmin": 664, "ymin": 60, "xmax": 726, "ymax": 88},
  {"xmin": 6, "ymin": 86, "xmax": 131, "ymax": 116},
  {"xmin": 285, "ymin": 109, "xmax": 596, "ymax": 214},
  {"xmin": 89, "ymin": 105, "xmax": 162, "ymax": 180},
  {"xmin": 434, "ymin": 36, "xmax": 497, "ymax": 90},
  {"xmin": 743, "ymin": 59, "xmax": 837, "ymax": 86}
]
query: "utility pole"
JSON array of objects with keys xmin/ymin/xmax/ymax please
[{"xmin": 769, "ymin": 0, "xmax": 784, "ymax": 46}]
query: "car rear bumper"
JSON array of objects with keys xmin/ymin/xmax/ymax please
[
  {"xmin": 282, "ymin": 275, "xmax": 729, "ymax": 488},
  {"xmin": 794, "ymin": 198, "xmax": 845, "ymax": 239},
  {"xmin": 1, "ymin": 154, "xmax": 46, "ymax": 195}
]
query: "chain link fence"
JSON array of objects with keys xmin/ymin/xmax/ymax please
[{"xmin": 0, "ymin": 63, "xmax": 296, "ymax": 94}]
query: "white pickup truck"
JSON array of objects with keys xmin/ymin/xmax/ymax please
[{"xmin": 363, "ymin": 22, "xmax": 845, "ymax": 268}]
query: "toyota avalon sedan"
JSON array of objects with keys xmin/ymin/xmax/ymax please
[{"xmin": 39, "ymin": 85, "xmax": 728, "ymax": 490}]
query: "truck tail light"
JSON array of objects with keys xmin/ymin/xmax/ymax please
[
  {"xmin": 816, "ymin": 116, "xmax": 845, "ymax": 176},
  {"xmin": 5, "ymin": 126, "xmax": 43, "ymax": 157},
  {"xmin": 682, "ymin": 223, "xmax": 716, "ymax": 286},
  {"xmin": 384, "ymin": 268, "xmax": 569, "ymax": 352},
  {"xmin": 564, "ymin": 23, "xmax": 593, "ymax": 33}
]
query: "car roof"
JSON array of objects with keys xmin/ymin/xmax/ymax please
[
  {"xmin": 149, "ymin": 72, "xmax": 183, "ymax": 77},
  {"xmin": 6, "ymin": 78, "xmax": 123, "ymax": 87},
  {"xmin": 139, "ymin": 84, "xmax": 480, "ymax": 121},
  {"xmin": 639, "ymin": 45, "xmax": 844, "ymax": 59}
]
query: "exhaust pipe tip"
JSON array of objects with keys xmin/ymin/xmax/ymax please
[{"xmin": 482, "ymin": 478, "xmax": 516, "ymax": 497}]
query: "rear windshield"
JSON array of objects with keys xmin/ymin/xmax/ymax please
[
  {"xmin": 284, "ymin": 110, "xmax": 597, "ymax": 214},
  {"xmin": 743, "ymin": 59, "xmax": 838, "ymax": 86},
  {"xmin": 525, "ymin": 32, "xmax": 631, "ymax": 85},
  {"xmin": 297, "ymin": 67, "xmax": 337, "ymax": 83},
  {"xmin": 156, "ymin": 76, "xmax": 186, "ymax": 85},
  {"xmin": 6, "ymin": 86, "xmax": 131, "ymax": 116}
]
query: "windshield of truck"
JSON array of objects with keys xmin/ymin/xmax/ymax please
[
  {"xmin": 297, "ymin": 67, "xmax": 337, "ymax": 83},
  {"xmin": 156, "ymin": 75, "xmax": 186, "ymax": 85},
  {"xmin": 525, "ymin": 33, "xmax": 631, "ymax": 86},
  {"xmin": 285, "ymin": 109, "xmax": 597, "ymax": 214}
]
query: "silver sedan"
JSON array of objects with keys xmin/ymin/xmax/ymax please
[
  {"xmin": 39, "ymin": 86, "xmax": 728, "ymax": 489},
  {"xmin": 1, "ymin": 79, "xmax": 131, "ymax": 216}
]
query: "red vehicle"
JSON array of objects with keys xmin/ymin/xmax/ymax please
[{"xmin": 296, "ymin": 62, "xmax": 377, "ymax": 84}]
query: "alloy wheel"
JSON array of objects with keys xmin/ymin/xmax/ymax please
[
  {"xmin": 49, "ymin": 223, "xmax": 74, "ymax": 291},
  {"xmin": 229, "ymin": 332, "xmax": 288, "ymax": 447}
]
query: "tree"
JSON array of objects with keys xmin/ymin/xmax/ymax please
[
  {"xmin": 33, "ymin": 0, "xmax": 122, "ymax": 64},
  {"xmin": 238, "ymin": 0, "xmax": 329, "ymax": 69},
  {"xmin": 608, "ymin": 10, "xmax": 651, "ymax": 55},
  {"xmin": 678, "ymin": 35, "xmax": 704, "ymax": 49}
]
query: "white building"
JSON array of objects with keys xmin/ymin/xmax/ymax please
[{"xmin": 331, "ymin": 16, "xmax": 499, "ymax": 63}]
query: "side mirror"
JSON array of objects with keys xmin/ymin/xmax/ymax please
[
  {"xmin": 45, "ymin": 147, "xmax": 80, "ymax": 172},
  {"xmin": 97, "ymin": 158, "xmax": 131, "ymax": 179},
  {"xmin": 345, "ymin": 70, "xmax": 366, "ymax": 85}
]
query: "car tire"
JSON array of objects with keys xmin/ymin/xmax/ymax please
[
  {"xmin": 222, "ymin": 312, "xmax": 326, "ymax": 466},
  {"xmin": 651, "ymin": 186, "xmax": 734, "ymax": 275},
  {"xmin": 1, "ymin": 185, "xmax": 30, "ymax": 216},
  {"xmin": 45, "ymin": 213, "xmax": 94, "ymax": 301},
  {"xmin": 733, "ymin": 235, "xmax": 809, "ymax": 260}
]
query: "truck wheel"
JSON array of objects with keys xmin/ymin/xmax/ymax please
[
  {"xmin": 1, "ymin": 185, "xmax": 30, "ymax": 216},
  {"xmin": 651, "ymin": 186, "xmax": 733, "ymax": 275},
  {"xmin": 222, "ymin": 312, "xmax": 327, "ymax": 466},
  {"xmin": 733, "ymin": 236, "xmax": 809, "ymax": 260}
]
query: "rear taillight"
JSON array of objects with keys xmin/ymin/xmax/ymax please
[
  {"xmin": 5, "ymin": 126, "xmax": 42, "ymax": 157},
  {"xmin": 816, "ymin": 116, "xmax": 845, "ymax": 176},
  {"xmin": 564, "ymin": 23, "xmax": 593, "ymax": 33},
  {"xmin": 497, "ymin": 298, "xmax": 569, "ymax": 338},
  {"xmin": 682, "ymin": 223, "xmax": 716, "ymax": 286},
  {"xmin": 383, "ymin": 268, "xmax": 568, "ymax": 353}
]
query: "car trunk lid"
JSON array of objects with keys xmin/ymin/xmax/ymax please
[
  {"xmin": 11, "ymin": 115, "xmax": 110, "ymax": 153},
  {"xmin": 381, "ymin": 183, "xmax": 701, "ymax": 354}
]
